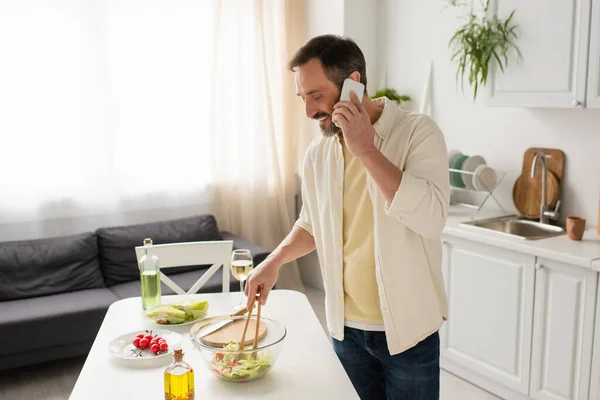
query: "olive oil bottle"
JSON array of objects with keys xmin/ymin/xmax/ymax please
[
  {"xmin": 164, "ymin": 349, "xmax": 195, "ymax": 400},
  {"xmin": 139, "ymin": 238, "xmax": 161, "ymax": 311}
]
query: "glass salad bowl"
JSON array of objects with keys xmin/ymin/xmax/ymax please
[{"xmin": 190, "ymin": 316, "xmax": 286, "ymax": 382}]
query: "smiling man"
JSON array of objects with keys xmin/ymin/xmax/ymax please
[{"xmin": 246, "ymin": 35, "xmax": 450, "ymax": 400}]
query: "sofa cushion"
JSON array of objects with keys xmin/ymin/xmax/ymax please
[
  {"xmin": 109, "ymin": 268, "xmax": 240, "ymax": 299},
  {"xmin": 0, "ymin": 288, "xmax": 119, "ymax": 356},
  {"xmin": 97, "ymin": 215, "xmax": 222, "ymax": 286},
  {"xmin": 0, "ymin": 233, "xmax": 104, "ymax": 301}
]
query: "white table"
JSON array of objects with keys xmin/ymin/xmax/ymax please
[{"xmin": 70, "ymin": 290, "xmax": 359, "ymax": 400}]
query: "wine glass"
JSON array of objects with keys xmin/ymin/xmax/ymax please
[{"xmin": 231, "ymin": 249, "xmax": 253, "ymax": 309}]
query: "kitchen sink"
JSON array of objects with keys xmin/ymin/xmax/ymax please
[{"xmin": 459, "ymin": 215, "xmax": 565, "ymax": 240}]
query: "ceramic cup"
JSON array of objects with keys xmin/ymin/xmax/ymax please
[{"xmin": 566, "ymin": 217, "xmax": 586, "ymax": 241}]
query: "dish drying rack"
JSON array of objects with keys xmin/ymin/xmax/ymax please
[{"xmin": 449, "ymin": 167, "xmax": 508, "ymax": 218}]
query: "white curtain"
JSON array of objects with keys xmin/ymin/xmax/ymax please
[
  {"xmin": 0, "ymin": 0, "xmax": 306, "ymax": 289},
  {"xmin": 210, "ymin": 0, "xmax": 306, "ymax": 292},
  {"xmin": 0, "ymin": 0, "xmax": 216, "ymax": 239},
  {"xmin": 0, "ymin": 0, "xmax": 307, "ymax": 292}
]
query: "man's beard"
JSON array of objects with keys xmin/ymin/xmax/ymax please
[{"xmin": 313, "ymin": 111, "xmax": 341, "ymax": 137}]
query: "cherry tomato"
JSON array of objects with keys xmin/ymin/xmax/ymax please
[
  {"xmin": 216, "ymin": 353, "xmax": 224, "ymax": 361},
  {"xmin": 139, "ymin": 338, "xmax": 149, "ymax": 348},
  {"xmin": 159, "ymin": 342, "xmax": 168, "ymax": 351},
  {"xmin": 136, "ymin": 333, "xmax": 145, "ymax": 339},
  {"xmin": 132, "ymin": 338, "xmax": 140, "ymax": 347},
  {"xmin": 151, "ymin": 344, "xmax": 159, "ymax": 353},
  {"xmin": 144, "ymin": 335, "xmax": 153, "ymax": 341}
]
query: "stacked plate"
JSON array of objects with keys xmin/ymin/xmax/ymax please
[{"xmin": 448, "ymin": 150, "xmax": 497, "ymax": 191}]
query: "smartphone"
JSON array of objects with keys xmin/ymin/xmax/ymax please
[
  {"xmin": 340, "ymin": 78, "xmax": 365, "ymax": 102},
  {"xmin": 335, "ymin": 78, "xmax": 365, "ymax": 127}
]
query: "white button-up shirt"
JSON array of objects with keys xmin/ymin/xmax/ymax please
[{"xmin": 295, "ymin": 97, "xmax": 450, "ymax": 355}]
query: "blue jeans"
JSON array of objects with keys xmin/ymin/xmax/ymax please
[{"xmin": 333, "ymin": 327, "xmax": 440, "ymax": 400}]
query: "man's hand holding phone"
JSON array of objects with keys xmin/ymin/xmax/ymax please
[{"xmin": 332, "ymin": 78, "xmax": 377, "ymax": 158}]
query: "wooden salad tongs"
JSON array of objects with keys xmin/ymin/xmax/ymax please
[{"xmin": 238, "ymin": 285, "xmax": 263, "ymax": 357}]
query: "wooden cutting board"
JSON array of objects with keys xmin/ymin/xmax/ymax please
[
  {"xmin": 200, "ymin": 319, "xmax": 268, "ymax": 348},
  {"xmin": 513, "ymin": 170, "xmax": 561, "ymax": 219},
  {"xmin": 522, "ymin": 147, "xmax": 565, "ymax": 182},
  {"xmin": 513, "ymin": 148, "xmax": 564, "ymax": 219}
]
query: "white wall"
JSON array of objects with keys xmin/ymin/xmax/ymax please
[
  {"xmin": 380, "ymin": 0, "xmax": 600, "ymax": 227},
  {"xmin": 344, "ymin": 0, "xmax": 380, "ymax": 92},
  {"xmin": 306, "ymin": 0, "xmax": 344, "ymax": 37}
]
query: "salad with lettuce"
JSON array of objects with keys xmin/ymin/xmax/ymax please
[
  {"xmin": 211, "ymin": 342, "xmax": 272, "ymax": 381},
  {"xmin": 145, "ymin": 299, "xmax": 209, "ymax": 325}
]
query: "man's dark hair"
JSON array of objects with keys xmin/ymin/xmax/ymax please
[{"xmin": 288, "ymin": 35, "xmax": 367, "ymax": 92}]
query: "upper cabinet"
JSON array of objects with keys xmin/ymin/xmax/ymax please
[
  {"xmin": 484, "ymin": 0, "xmax": 592, "ymax": 108},
  {"xmin": 587, "ymin": 0, "xmax": 600, "ymax": 107}
]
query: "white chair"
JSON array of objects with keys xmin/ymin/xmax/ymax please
[{"xmin": 134, "ymin": 240, "xmax": 233, "ymax": 294}]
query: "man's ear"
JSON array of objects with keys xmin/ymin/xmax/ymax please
[{"xmin": 349, "ymin": 71, "xmax": 361, "ymax": 83}]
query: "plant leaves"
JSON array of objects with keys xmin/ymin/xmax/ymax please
[
  {"xmin": 371, "ymin": 88, "xmax": 411, "ymax": 104},
  {"xmin": 492, "ymin": 50, "xmax": 504, "ymax": 72},
  {"xmin": 447, "ymin": 2, "xmax": 520, "ymax": 100}
]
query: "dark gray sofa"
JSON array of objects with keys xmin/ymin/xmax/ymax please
[{"xmin": 0, "ymin": 215, "xmax": 270, "ymax": 371}]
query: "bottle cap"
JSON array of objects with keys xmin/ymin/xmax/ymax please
[
  {"xmin": 173, "ymin": 348, "xmax": 184, "ymax": 361},
  {"xmin": 143, "ymin": 238, "xmax": 152, "ymax": 246}
]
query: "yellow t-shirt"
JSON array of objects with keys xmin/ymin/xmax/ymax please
[{"xmin": 341, "ymin": 137, "xmax": 384, "ymax": 325}]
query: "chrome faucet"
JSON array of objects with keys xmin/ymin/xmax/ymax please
[{"xmin": 531, "ymin": 152, "xmax": 560, "ymax": 224}]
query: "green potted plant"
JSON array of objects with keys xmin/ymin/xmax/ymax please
[
  {"xmin": 447, "ymin": 0, "xmax": 521, "ymax": 100},
  {"xmin": 371, "ymin": 88, "xmax": 411, "ymax": 105}
]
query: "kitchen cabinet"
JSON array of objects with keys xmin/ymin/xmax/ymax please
[
  {"xmin": 587, "ymin": 0, "xmax": 600, "ymax": 107},
  {"xmin": 590, "ymin": 277, "xmax": 600, "ymax": 400},
  {"xmin": 441, "ymin": 237, "xmax": 535, "ymax": 395},
  {"xmin": 441, "ymin": 234, "xmax": 600, "ymax": 400},
  {"xmin": 484, "ymin": 0, "xmax": 591, "ymax": 108},
  {"xmin": 529, "ymin": 258, "xmax": 597, "ymax": 400}
]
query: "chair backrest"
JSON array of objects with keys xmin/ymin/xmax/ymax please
[{"xmin": 134, "ymin": 240, "xmax": 233, "ymax": 294}]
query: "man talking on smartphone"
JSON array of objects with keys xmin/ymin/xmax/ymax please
[{"xmin": 246, "ymin": 34, "xmax": 449, "ymax": 400}]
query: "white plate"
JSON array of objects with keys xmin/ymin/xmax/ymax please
[
  {"xmin": 144, "ymin": 299, "xmax": 211, "ymax": 327},
  {"xmin": 473, "ymin": 164, "xmax": 497, "ymax": 191},
  {"xmin": 108, "ymin": 329, "xmax": 182, "ymax": 360},
  {"xmin": 145, "ymin": 315, "xmax": 209, "ymax": 327},
  {"xmin": 461, "ymin": 155, "xmax": 486, "ymax": 190}
]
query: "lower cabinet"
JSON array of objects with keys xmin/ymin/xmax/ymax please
[
  {"xmin": 441, "ymin": 236, "xmax": 599, "ymax": 400},
  {"xmin": 529, "ymin": 258, "xmax": 597, "ymax": 400},
  {"xmin": 441, "ymin": 237, "xmax": 535, "ymax": 395},
  {"xmin": 589, "ymin": 279, "xmax": 600, "ymax": 400}
]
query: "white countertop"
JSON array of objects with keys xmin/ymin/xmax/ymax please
[{"xmin": 444, "ymin": 207, "xmax": 600, "ymax": 269}]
